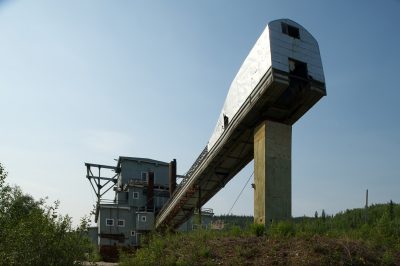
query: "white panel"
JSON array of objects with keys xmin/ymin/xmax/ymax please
[
  {"xmin": 208, "ymin": 26, "xmax": 272, "ymax": 150},
  {"xmin": 207, "ymin": 19, "xmax": 325, "ymax": 150},
  {"xmin": 269, "ymin": 19, "xmax": 324, "ymax": 83}
]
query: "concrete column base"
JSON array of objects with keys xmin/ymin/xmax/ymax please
[{"xmin": 254, "ymin": 120, "xmax": 292, "ymax": 225}]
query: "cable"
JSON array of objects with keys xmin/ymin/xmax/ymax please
[{"xmin": 227, "ymin": 171, "xmax": 254, "ymax": 214}]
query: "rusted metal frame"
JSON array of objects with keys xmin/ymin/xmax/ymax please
[
  {"xmin": 171, "ymin": 186, "xmax": 200, "ymax": 228},
  {"xmin": 165, "ymin": 186, "xmax": 197, "ymax": 226},
  {"xmin": 174, "ymin": 205, "xmax": 195, "ymax": 228},
  {"xmin": 169, "ymin": 159, "xmax": 177, "ymax": 196}
]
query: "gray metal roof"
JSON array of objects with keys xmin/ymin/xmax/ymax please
[{"xmin": 117, "ymin": 156, "xmax": 169, "ymax": 167}]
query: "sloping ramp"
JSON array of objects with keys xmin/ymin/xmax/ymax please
[{"xmin": 155, "ymin": 19, "xmax": 326, "ymax": 229}]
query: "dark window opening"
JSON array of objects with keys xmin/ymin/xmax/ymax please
[
  {"xmin": 288, "ymin": 58, "xmax": 308, "ymax": 79},
  {"xmin": 275, "ymin": 58, "xmax": 309, "ymax": 110},
  {"xmin": 281, "ymin": 23, "xmax": 300, "ymax": 39},
  {"xmin": 223, "ymin": 114, "xmax": 229, "ymax": 129},
  {"xmin": 106, "ymin": 218, "xmax": 114, "ymax": 226}
]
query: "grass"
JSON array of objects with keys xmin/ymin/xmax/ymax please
[{"xmin": 120, "ymin": 202, "xmax": 400, "ymax": 265}]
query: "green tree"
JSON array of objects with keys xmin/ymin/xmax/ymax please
[
  {"xmin": 388, "ymin": 200, "xmax": 394, "ymax": 221},
  {"xmin": 321, "ymin": 209, "xmax": 326, "ymax": 222},
  {"xmin": 0, "ymin": 162, "xmax": 97, "ymax": 265}
]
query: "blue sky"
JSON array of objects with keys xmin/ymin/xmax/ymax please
[{"xmin": 0, "ymin": 1, "xmax": 399, "ymax": 225}]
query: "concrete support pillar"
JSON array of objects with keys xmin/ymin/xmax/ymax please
[{"xmin": 254, "ymin": 120, "xmax": 292, "ymax": 225}]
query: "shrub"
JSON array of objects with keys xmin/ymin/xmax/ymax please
[
  {"xmin": 230, "ymin": 225, "xmax": 242, "ymax": 236},
  {"xmin": 251, "ymin": 223, "xmax": 265, "ymax": 237},
  {"xmin": 268, "ymin": 220, "xmax": 296, "ymax": 238},
  {"xmin": 0, "ymin": 163, "xmax": 96, "ymax": 265}
]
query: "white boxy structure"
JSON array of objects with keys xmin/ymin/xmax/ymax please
[
  {"xmin": 156, "ymin": 19, "xmax": 326, "ymax": 229},
  {"xmin": 208, "ymin": 19, "xmax": 325, "ymax": 150}
]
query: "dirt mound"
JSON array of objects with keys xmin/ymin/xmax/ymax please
[{"xmin": 206, "ymin": 236, "xmax": 380, "ymax": 265}]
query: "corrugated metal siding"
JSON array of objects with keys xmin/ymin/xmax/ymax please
[
  {"xmin": 207, "ymin": 19, "xmax": 325, "ymax": 151},
  {"xmin": 268, "ymin": 19, "xmax": 325, "ymax": 83}
]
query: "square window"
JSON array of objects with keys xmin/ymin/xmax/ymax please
[
  {"xmin": 131, "ymin": 231, "xmax": 136, "ymax": 236},
  {"xmin": 141, "ymin": 216, "xmax": 147, "ymax": 222},
  {"xmin": 281, "ymin": 22, "xmax": 300, "ymax": 39},
  {"xmin": 106, "ymin": 218, "xmax": 114, "ymax": 226},
  {"xmin": 117, "ymin": 219, "xmax": 125, "ymax": 227},
  {"xmin": 133, "ymin": 192, "xmax": 139, "ymax": 199},
  {"xmin": 288, "ymin": 58, "xmax": 308, "ymax": 79}
]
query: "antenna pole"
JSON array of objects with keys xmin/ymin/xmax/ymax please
[{"xmin": 365, "ymin": 189, "xmax": 368, "ymax": 223}]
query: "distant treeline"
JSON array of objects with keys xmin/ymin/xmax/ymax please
[
  {"xmin": 214, "ymin": 202, "xmax": 400, "ymax": 231},
  {"xmin": 213, "ymin": 214, "xmax": 253, "ymax": 229}
]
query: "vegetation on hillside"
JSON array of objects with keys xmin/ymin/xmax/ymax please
[
  {"xmin": 121, "ymin": 203, "xmax": 400, "ymax": 265},
  {"xmin": 0, "ymin": 163, "xmax": 98, "ymax": 265},
  {"xmin": 213, "ymin": 214, "xmax": 253, "ymax": 229}
]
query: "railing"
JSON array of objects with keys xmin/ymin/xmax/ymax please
[
  {"xmin": 185, "ymin": 146, "xmax": 208, "ymax": 179},
  {"xmin": 128, "ymin": 179, "xmax": 148, "ymax": 186},
  {"xmin": 168, "ymin": 146, "xmax": 208, "ymax": 200},
  {"xmin": 100, "ymin": 199, "xmax": 128, "ymax": 205}
]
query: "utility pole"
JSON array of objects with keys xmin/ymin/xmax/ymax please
[{"xmin": 365, "ymin": 189, "xmax": 368, "ymax": 223}]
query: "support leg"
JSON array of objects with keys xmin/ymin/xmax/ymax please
[{"xmin": 254, "ymin": 120, "xmax": 292, "ymax": 225}]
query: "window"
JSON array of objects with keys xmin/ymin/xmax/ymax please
[
  {"xmin": 117, "ymin": 219, "xmax": 125, "ymax": 227},
  {"xmin": 133, "ymin": 192, "xmax": 139, "ymax": 199},
  {"xmin": 288, "ymin": 58, "xmax": 308, "ymax": 79},
  {"xmin": 105, "ymin": 218, "xmax": 114, "ymax": 226},
  {"xmin": 223, "ymin": 114, "xmax": 229, "ymax": 129},
  {"xmin": 141, "ymin": 172, "xmax": 148, "ymax": 182},
  {"xmin": 281, "ymin": 22, "xmax": 300, "ymax": 39},
  {"xmin": 141, "ymin": 216, "xmax": 147, "ymax": 222},
  {"xmin": 131, "ymin": 231, "xmax": 136, "ymax": 236}
]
